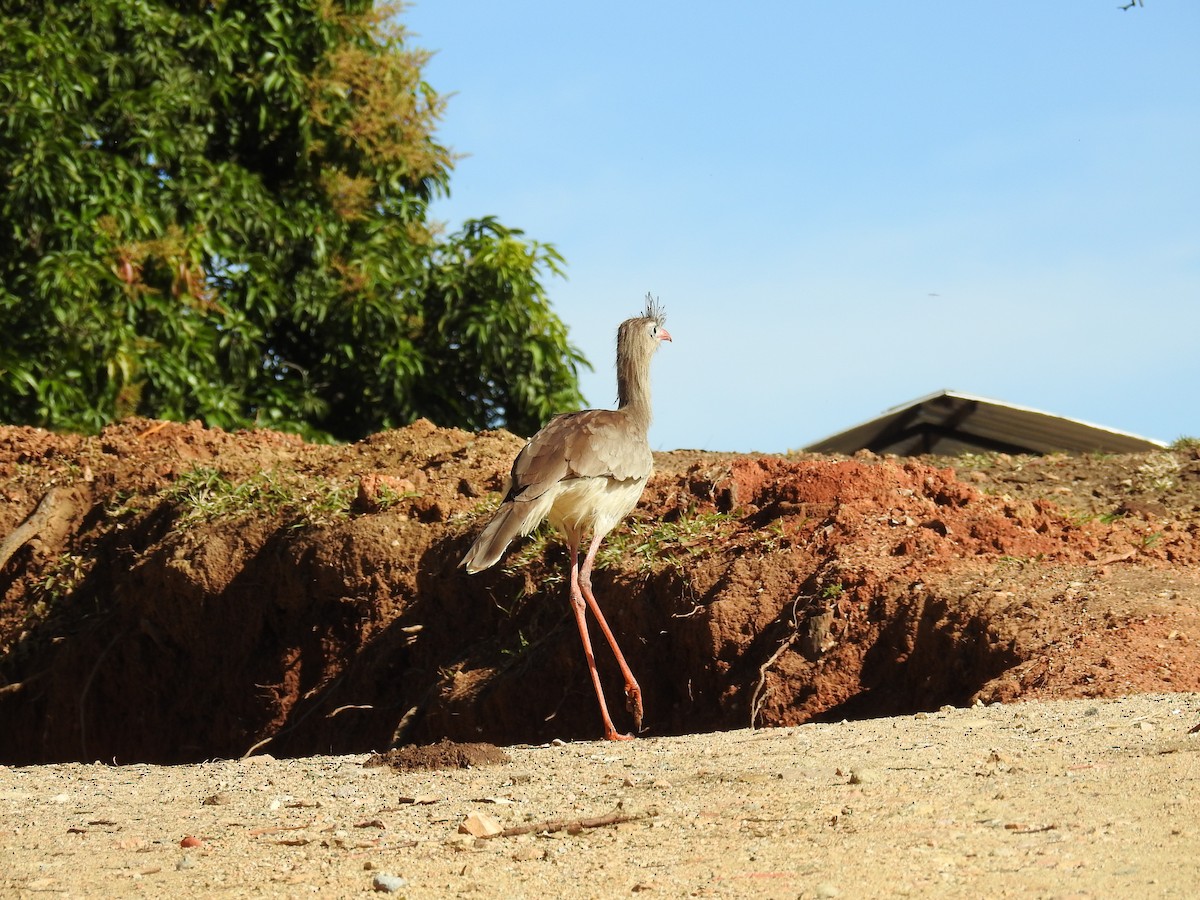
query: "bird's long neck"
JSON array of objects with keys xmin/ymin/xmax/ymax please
[{"xmin": 616, "ymin": 341, "xmax": 653, "ymax": 433}]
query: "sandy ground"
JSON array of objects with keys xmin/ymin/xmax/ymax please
[{"xmin": 3, "ymin": 692, "xmax": 1198, "ymax": 899}]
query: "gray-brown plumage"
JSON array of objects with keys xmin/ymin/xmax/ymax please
[{"xmin": 460, "ymin": 295, "xmax": 672, "ymax": 740}]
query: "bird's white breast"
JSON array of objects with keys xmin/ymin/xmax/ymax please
[{"xmin": 545, "ymin": 475, "xmax": 648, "ymax": 542}]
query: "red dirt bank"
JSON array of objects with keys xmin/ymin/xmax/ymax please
[{"xmin": 1, "ymin": 419, "xmax": 1198, "ymax": 764}]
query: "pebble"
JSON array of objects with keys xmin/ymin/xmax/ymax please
[
  {"xmin": 512, "ymin": 845, "xmax": 547, "ymax": 862},
  {"xmin": 444, "ymin": 833, "xmax": 478, "ymax": 850},
  {"xmin": 371, "ymin": 873, "xmax": 408, "ymax": 893},
  {"xmin": 459, "ymin": 811, "xmax": 502, "ymax": 838}
]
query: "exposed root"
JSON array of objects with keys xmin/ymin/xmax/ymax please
[
  {"xmin": 0, "ymin": 488, "xmax": 74, "ymax": 573},
  {"xmin": 749, "ymin": 594, "xmax": 809, "ymax": 729}
]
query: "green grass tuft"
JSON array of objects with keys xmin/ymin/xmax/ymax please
[{"xmin": 162, "ymin": 466, "xmax": 356, "ymax": 528}]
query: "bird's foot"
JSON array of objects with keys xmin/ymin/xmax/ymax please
[
  {"xmin": 625, "ymin": 684, "xmax": 644, "ymax": 734},
  {"xmin": 603, "ymin": 727, "xmax": 635, "ymax": 742}
]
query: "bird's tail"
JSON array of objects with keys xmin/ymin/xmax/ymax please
[{"xmin": 460, "ymin": 502, "xmax": 528, "ymax": 573}]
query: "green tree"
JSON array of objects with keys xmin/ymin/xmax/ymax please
[{"xmin": 0, "ymin": 0, "xmax": 587, "ymax": 441}]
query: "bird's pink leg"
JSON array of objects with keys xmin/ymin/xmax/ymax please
[
  {"xmin": 578, "ymin": 532, "xmax": 644, "ymax": 735},
  {"xmin": 568, "ymin": 544, "xmax": 633, "ymax": 741}
]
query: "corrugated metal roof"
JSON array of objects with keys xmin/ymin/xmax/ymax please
[{"xmin": 803, "ymin": 390, "xmax": 1167, "ymax": 456}]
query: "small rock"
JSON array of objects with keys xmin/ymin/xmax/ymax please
[
  {"xmin": 176, "ymin": 855, "xmax": 195, "ymax": 871},
  {"xmin": 848, "ymin": 768, "xmax": 878, "ymax": 785},
  {"xmin": 815, "ymin": 882, "xmax": 841, "ymax": 898},
  {"xmin": 511, "ymin": 844, "xmax": 546, "ymax": 862},
  {"xmin": 202, "ymin": 792, "xmax": 231, "ymax": 806},
  {"xmin": 179, "ymin": 835, "xmax": 203, "ymax": 848},
  {"xmin": 371, "ymin": 873, "xmax": 408, "ymax": 893},
  {"xmin": 459, "ymin": 811, "xmax": 502, "ymax": 838}
]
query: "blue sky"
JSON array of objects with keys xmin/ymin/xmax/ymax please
[{"xmin": 404, "ymin": 1, "xmax": 1199, "ymax": 453}]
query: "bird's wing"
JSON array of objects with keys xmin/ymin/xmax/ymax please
[{"xmin": 507, "ymin": 409, "xmax": 652, "ymax": 503}]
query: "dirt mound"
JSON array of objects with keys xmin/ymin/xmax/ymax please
[
  {"xmin": 364, "ymin": 739, "xmax": 510, "ymax": 771},
  {"xmin": 1, "ymin": 419, "xmax": 1198, "ymax": 764}
]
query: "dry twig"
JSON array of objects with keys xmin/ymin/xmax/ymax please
[{"xmin": 478, "ymin": 805, "xmax": 656, "ymax": 839}]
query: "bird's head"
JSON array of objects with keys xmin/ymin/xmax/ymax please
[{"xmin": 620, "ymin": 293, "xmax": 672, "ymax": 351}]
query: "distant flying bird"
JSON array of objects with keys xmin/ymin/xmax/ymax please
[{"xmin": 461, "ymin": 295, "xmax": 672, "ymax": 740}]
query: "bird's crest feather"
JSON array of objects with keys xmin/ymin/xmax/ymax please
[{"xmin": 643, "ymin": 293, "xmax": 666, "ymax": 325}]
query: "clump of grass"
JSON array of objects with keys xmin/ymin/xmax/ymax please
[
  {"xmin": 103, "ymin": 489, "xmax": 144, "ymax": 521},
  {"xmin": 1133, "ymin": 452, "xmax": 1181, "ymax": 493},
  {"xmin": 451, "ymin": 495, "xmax": 501, "ymax": 527},
  {"xmin": 500, "ymin": 629, "xmax": 532, "ymax": 658},
  {"xmin": 163, "ymin": 466, "xmax": 355, "ymax": 528},
  {"xmin": 819, "ymin": 581, "xmax": 844, "ymax": 600},
  {"xmin": 26, "ymin": 552, "xmax": 91, "ymax": 625},
  {"xmin": 472, "ymin": 506, "xmax": 739, "ymax": 579},
  {"xmin": 369, "ymin": 480, "xmax": 419, "ymax": 511},
  {"xmin": 502, "ymin": 523, "xmax": 556, "ymax": 575},
  {"xmin": 751, "ymin": 519, "xmax": 788, "ymax": 553},
  {"xmin": 956, "ymin": 451, "xmax": 1005, "ymax": 469},
  {"xmin": 598, "ymin": 509, "xmax": 737, "ymax": 574}
]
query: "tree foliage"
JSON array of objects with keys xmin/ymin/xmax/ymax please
[{"xmin": 0, "ymin": 0, "xmax": 587, "ymax": 440}]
